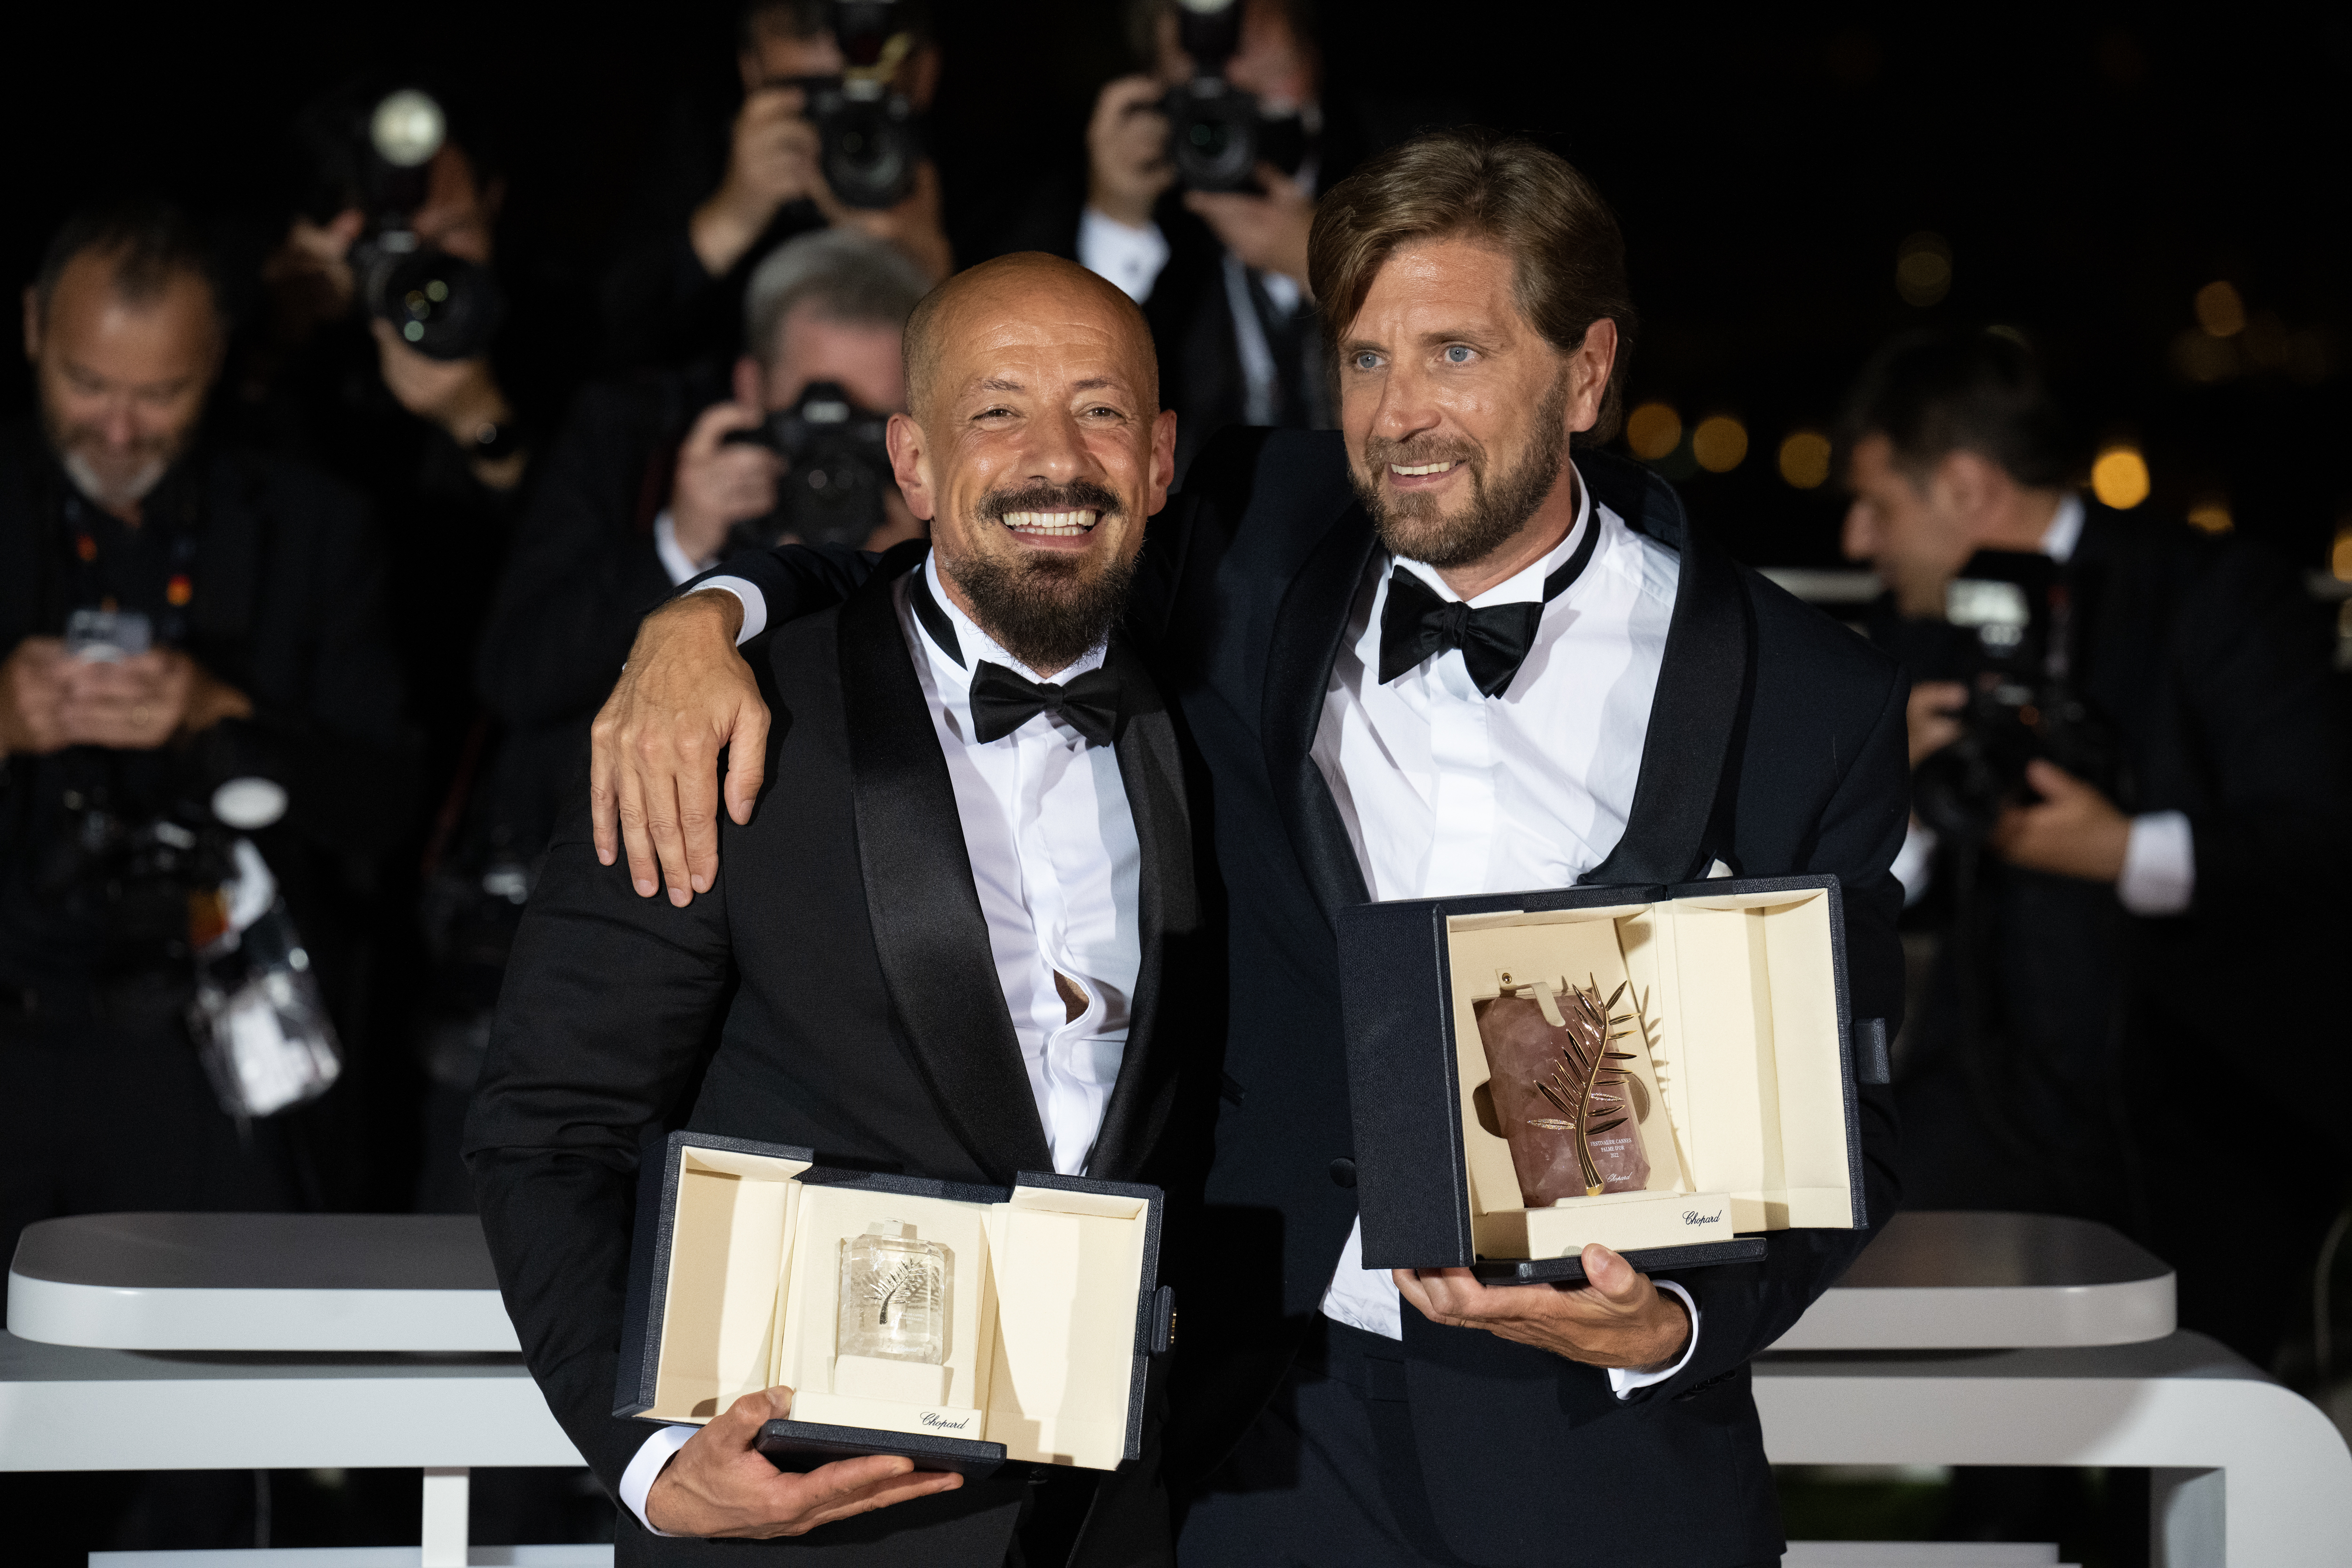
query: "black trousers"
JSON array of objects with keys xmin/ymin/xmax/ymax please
[{"xmin": 1178, "ymin": 1319, "xmax": 1782, "ymax": 1568}]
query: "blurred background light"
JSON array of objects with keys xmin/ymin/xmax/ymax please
[
  {"xmin": 2332, "ymin": 522, "xmax": 2352, "ymax": 583},
  {"xmin": 2186, "ymin": 497, "xmax": 2233, "ymax": 534},
  {"xmin": 1692, "ymin": 415, "xmax": 1749, "ymax": 473},
  {"xmin": 1895, "ymin": 231, "xmax": 1953, "ymax": 306},
  {"xmin": 1778, "ymin": 430, "xmax": 1833, "ymax": 488},
  {"xmin": 1627, "ymin": 401, "xmax": 1683, "ymax": 461},
  {"xmin": 2171, "ymin": 329, "xmax": 2238, "ymax": 383},
  {"xmin": 2194, "ymin": 280, "xmax": 2246, "ymax": 338},
  {"xmin": 2091, "ymin": 445, "xmax": 2152, "ymax": 509}
]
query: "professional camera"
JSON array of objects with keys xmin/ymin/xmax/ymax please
[
  {"xmin": 1161, "ymin": 0, "xmax": 1313, "ymax": 192},
  {"xmin": 1912, "ymin": 550, "xmax": 2118, "ymax": 844},
  {"xmin": 722, "ymin": 380, "xmax": 895, "ymax": 549},
  {"xmin": 773, "ymin": 0, "xmax": 925, "ymax": 211},
  {"xmin": 343, "ymin": 88, "xmax": 505, "ymax": 360}
]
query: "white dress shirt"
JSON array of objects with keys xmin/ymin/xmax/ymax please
[
  {"xmin": 1309, "ymin": 469, "xmax": 1700, "ymax": 1396},
  {"xmin": 1888, "ymin": 494, "xmax": 2196, "ymax": 915},
  {"xmin": 652, "ymin": 510, "xmax": 711, "ymax": 587},
  {"xmin": 625, "ymin": 556, "xmax": 1141, "ymax": 1531}
]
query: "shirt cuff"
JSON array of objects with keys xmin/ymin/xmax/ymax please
[
  {"xmin": 689, "ymin": 575, "xmax": 768, "ymax": 644},
  {"xmin": 618, "ymin": 1423, "xmax": 698, "ymax": 1536},
  {"xmin": 652, "ymin": 510, "xmax": 715, "ymax": 588},
  {"xmin": 2118, "ymin": 810, "xmax": 2194, "ymax": 916},
  {"xmin": 1891, "ymin": 818, "xmax": 1938, "ymax": 907},
  {"xmin": 1078, "ymin": 207, "xmax": 1171, "ymax": 304},
  {"xmin": 1607, "ymin": 1279, "xmax": 1700, "ymax": 1399}
]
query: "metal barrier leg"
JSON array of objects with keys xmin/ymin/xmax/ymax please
[
  {"xmin": 422, "ymin": 1465, "xmax": 471, "ymax": 1568},
  {"xmin": 2150, "ymin": 1467, "xmax": 2225, "ymax": 1568}
]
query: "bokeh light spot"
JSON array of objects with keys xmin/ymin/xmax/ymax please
[
  {"xmin": 2331, "ymin": 523, "xmax": 2352, "ymax": 583},
  {"xmin": 1895, "ymin": 233, "xmax": 1952, "ymax": 306},
  {"xmin": 1778, "ymin": 430, "xmax": 1833, "ymax": 489},
  {"xmin": 2185, "ymin": 498, "xmax": 2233, "ymax": 534},
  {"xmin": 1627, "ymin": 402, "xmax": 1683, "ymax": 462},
  {"xmin": 1692, "ymin": 416, "xmax": 1749, "ymax": 474},
  {"xmin": 2194, "ymin": 281, "xmax": 2246, "ymax": 338},
  {"xmin": 2090, "ymin": 446, "xmax": 2151, "ymax": 509}
]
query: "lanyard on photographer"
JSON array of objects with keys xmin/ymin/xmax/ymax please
[{"xmin": 60, "ymin": 485, "xmax": 200, "ymax": 646}]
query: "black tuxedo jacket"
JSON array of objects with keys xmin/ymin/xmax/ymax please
[
  {"xmin": 680, "ymin": 430, "xmax": 1910, "ymax": 1566},
  {"xmin": 465, "ymin": 548, "xmax": 1208, "ymax": 1568}
]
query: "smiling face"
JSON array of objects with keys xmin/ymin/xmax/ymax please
[
  {"xmin": 25, "ymin": 249, "xmax": 221, "ymax": 521},
  {"xmin": 1338, "ymin": 236, "xmax": 1614, "ymax": 579},
  {"xmin": 887, "ymin": 254, "xmax": 1176, "ymax": 676}
]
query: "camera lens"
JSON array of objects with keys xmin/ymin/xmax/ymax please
[
  {"xmin": 1168, "ymin": 79, "xmax": 1259, "ymax": 192},
  {"xmin": 372, "ymin": 247, "xmax": 504, "ymax": 361},
  {"xmin": 816, "ymin": 88, "xmax": 919, "ymax": 210}
]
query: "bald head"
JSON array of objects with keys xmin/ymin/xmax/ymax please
[{"xmin": 903, "ymin": 252, "xmax": 1158, "ymax": 426}]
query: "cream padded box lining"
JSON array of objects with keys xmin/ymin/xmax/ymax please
[{"xmin": 644, "ymin": 1149, "xmax": 1147, "ymax": 1469}]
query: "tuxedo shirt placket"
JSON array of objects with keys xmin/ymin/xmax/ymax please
[{"xmin": 902, "ymin": 559, "xmax": 1140, "ymax": 1181}]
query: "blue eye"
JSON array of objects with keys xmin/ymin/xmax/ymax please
[
  {"xmin": 1445, "ymin": 345, "xmax": 1473, "ymax": 364},
  {"xmin": 1353, "ymin": 352, "xmax": 1381, "ymax": 371}
]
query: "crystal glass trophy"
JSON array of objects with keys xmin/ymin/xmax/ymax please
[{"xmin": 838, "ymin": 1220, "xmax": 949, "ymax": 1365}]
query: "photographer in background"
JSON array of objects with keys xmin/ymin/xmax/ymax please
[
  {"xmin": 237, "ymin": 81, "xmax": 544, "ymax": 804},
  {"xmin": 1026, "ymin": 0, "xmax": 1344, "ymax": 476},
  {"xmin": 599, "ymin": 0, "xmax": 949, "ymax": 373},
  {"xmin": 402, "ymin": 231, "xmax": 925, "ymax": 1207},
  {"xmin": 1840, "ymin": 328, "xmax": 2351, "ymax": 1369},
  {"xmin": 1, "ymin": 199, "xmax": 407, "ymax": 1268}
]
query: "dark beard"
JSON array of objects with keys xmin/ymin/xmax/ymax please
[
  {"xmin": 1352, "ymin": 369, "xmax": 1570, "ymax": 569},
  {"xmin": 951, "ymin": 479, "xmax": 1136, "ymax": 674}
]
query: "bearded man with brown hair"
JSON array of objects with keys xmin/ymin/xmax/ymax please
[{"xmin": 569, "ymin": 128, "xmax": 1907, "ymax": 1567}]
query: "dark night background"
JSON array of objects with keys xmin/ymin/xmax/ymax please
[{"xmin": 3, "ymin": 1, "xmax": 2347, "ymax": 573}]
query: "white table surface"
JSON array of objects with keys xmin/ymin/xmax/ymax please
[
  {"xmin": 1770, "ymin": 1210, "xmax": 2176, "ymax": 1350},
  {"xmin": 0, "ymin": 1332, "xmax": 579, "ymax": 1472}
]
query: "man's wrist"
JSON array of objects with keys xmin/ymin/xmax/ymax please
[
  {"xmin": 691, "ymin": 187, "xmax": 776, "ymax": 277},
  {"xmin": 666, "ymin": 584, "xmax": 747, "ymax": 644},
  {"xmin": 1086, "ymin": 185, "xmax": 1158, "ymax": 232}
]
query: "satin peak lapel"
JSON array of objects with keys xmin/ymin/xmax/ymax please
[
  {"xmin": 1085, "ymin": 632, "xmax": 1199, "ymax": 1184},
  {"xmin": 1260, "ymin": 497, "xmax": 1377, "ymax": 924},
  {"xmin": 1580, "ymin": 449, "xmax": 1753, "ymax": 887},
  {"xmin": 838, "ymin": 549, "xmax": 1054, "ymax": 1182}
]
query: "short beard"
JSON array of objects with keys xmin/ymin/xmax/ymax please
[
  {"xmin": 949, "ymin": 478, "xmax": 1136, "ymax": 675},
  {"xmin": 41, "ymin": 399, "xmax": 183, "ymax": 514},
  {"xmin": 1353, "ymin": 368, "xmax": 1571, "ymax": 569}
]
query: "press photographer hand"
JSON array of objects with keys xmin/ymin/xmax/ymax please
[
  {"xmin": 1394, "ymin": 1243, "xmax": 1692, "ymax": 1370},
  {"xmin": 1905, "ymin": 680, "xmax": 1966, "ymax": 768},
  {"xmin": 1989, "ymin": 758, "xmax": 2130, "ymax": 883},
  {"xmin": 0, "ymin": 637, "xmax": 72, "ymax": 756},
  {"xmin": 671, "ymin": 401, "xmax": 786, "ymax": 567},
  {"xmin": 1184, "ymin": 162, "xmax": 1315, "ymax": 292},
  {"xmin": 1088, "ymin": 75, "xmax": 1175, "ymax": 230},
  {"xmin": 26, "ymin": 644, "xmax": 253, "ymax": 752},
  {"xmin": 694, "ymin": 84, "xmax": 824, "ymax": 277},
  {"xmin": 644, "ymin": 1385, "xmax": 961, "ymax": 1538},
  {"xmin": 370, "ymin": 321, "xmax": 527, "ymax": 491},
  {"xmin": 591, "ymin": 590, "xmax": 768, "ymax": 904}
]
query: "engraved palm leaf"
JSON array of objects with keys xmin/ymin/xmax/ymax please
[
  {"xmin": 859, "ymin": 1258, "xmax": 940, "ymax": 1327},
  {"xmin": 1524, "ymin": 975, "xmax": 1637, "ymax": 1196}
]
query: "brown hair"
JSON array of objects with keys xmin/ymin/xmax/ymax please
[{"xmin": 1308, "ymin": 127, "xmax": 1637, "ymax": 442}]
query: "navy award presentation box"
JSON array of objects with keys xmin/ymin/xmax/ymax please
[
  {"xmin": 617, "ymin": 1130, "xmax": 1175, "ymax": 1480},
  {"xmin": 1339, "ymin": 874, "xmax": 1883, "ymax": 1284}
]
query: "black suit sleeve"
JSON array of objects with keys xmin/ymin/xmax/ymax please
[
  {"xmin": 676, "ymin": 541, "xmax": 878, "ymax": 631},
  {"xmin": 2168, "ymin": 543, "xmax": 2352, "ymax": 905},
  {"xmin": 462, "ymin": 792, "xmax": 737, "ymax": 1493},
  {"xmin": 1630, "ymin": 663, "xmax": 1910, "ymax": 1402}
]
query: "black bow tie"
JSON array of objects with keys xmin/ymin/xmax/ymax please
[
  {"xmin": 969, "ymin": 661, "xmax": 1123, "ymax": 746},
  {"xmin": 1376, "ymin": 512, "xmax": 1603, "ymax": 698}
]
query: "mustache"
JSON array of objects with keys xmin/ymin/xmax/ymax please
[
  {"xmin": 975, "ymin": 478, "xmax": 1124, "ymax": 521},
  {"xmin": 1362, "ymin": 434, "xmax": 1481, "ymax": 473}
]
